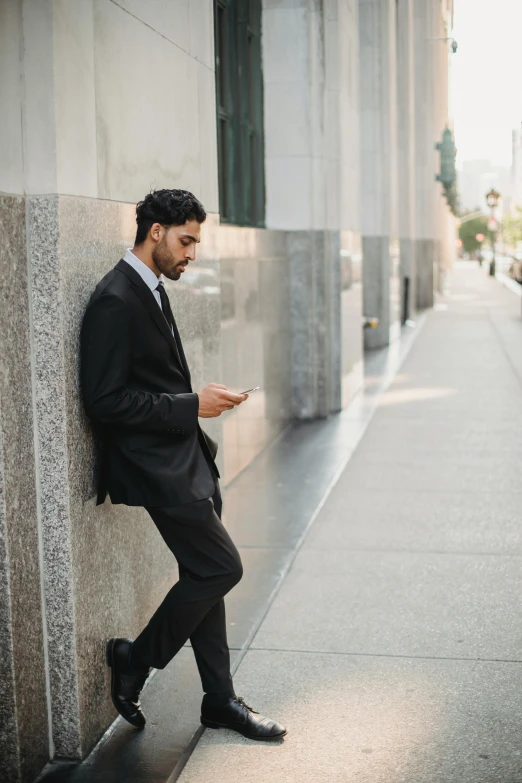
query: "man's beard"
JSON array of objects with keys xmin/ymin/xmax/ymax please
[{"xmin": 152, "ymin": 236, "xmax": 182, "ymax": 280}]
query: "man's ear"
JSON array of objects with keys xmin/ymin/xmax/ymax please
[{"xmin": 150, "ymin": 223, "xmax": 163, "ymax": 243}]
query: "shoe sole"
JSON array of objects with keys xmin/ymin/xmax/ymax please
[
  {"xmin": 201, "ymin": 717, "xmax": 287, "ymax": 741},
  {"xmin": 106, "ymin": 639, "xmax": 145, "ymax": 730}
]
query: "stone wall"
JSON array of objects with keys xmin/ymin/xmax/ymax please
[{"xmin": 0, "ymin": 196, "xmax": 49, "ymax": 782}]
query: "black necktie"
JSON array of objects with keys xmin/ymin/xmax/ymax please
[
  {"xmin": 156, "ymin": 281, "xmax": 174, "ymax": 331},
  {"xmin": 156, "ymin": 281, "xmax": 188, "ymax": 378}
]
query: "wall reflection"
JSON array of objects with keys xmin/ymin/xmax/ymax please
[
  {"xmin": 168, "ymin": 215, "xmax": 224, "ymax": 463},
  {"xmin": 218, "ymin": 227, "xmax": 292, "ymax": 484}
]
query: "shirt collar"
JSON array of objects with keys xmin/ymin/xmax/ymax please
[{"xmin": 123, "ymin": 248, "xmax": 163, "ymax": 293}]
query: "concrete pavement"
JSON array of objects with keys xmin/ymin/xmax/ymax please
[{"xmin": 177, "ymin": 262, "xmax": 522, "ymax": 783}]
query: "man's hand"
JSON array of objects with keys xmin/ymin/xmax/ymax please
[{"xmin": 197, "ymin": 383, "xmax": 248, "ymax": 418}]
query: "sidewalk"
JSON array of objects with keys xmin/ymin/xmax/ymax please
[{"xmin": 177, "ymin": 262, "xmax": 522, "ymax": 783}]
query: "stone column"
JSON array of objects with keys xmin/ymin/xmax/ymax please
[
  {"xmin": 433, "ymin": 2, "xmax": 454, "ymax": 293},
  {"xmin": 288, "ymin": 229, "xmax": 341, "ymax": 418},
  {"xmin": 359, "ymin": 0, "xmax": 401, "ymax": 349},
  {"xmin": 263, "ymin": 0, "xmax": 344, "ymax": 417},
  {"xmin": 396, "ymin": 0, "xmax": 416, "ymax": 321},
  {"xmin": 413, "ymin": 0, "xmax": 436, "ymax": 309}
]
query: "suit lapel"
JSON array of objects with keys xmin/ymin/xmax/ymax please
[{"xmin": 115, "ymin": 259, "xmax": 190, "ymax": 384}]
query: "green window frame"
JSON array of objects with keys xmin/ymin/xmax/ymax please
[{"xmin": 214, "ymin": 0, "xmax": 265, "ymax": 227}]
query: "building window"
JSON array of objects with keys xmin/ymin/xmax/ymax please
[{"xmin": 214, "ymin": 0, "xmax": 265, "ymax": 227}]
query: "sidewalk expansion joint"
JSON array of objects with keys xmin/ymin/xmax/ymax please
[
  {"xmin": 302, "ymin": 546, "xmax": 522, "ymax": 558},
  {"xmin": 248, "ymin": 647, "xmax": 522, "ymax": 665}
]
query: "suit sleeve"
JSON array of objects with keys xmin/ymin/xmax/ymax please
[{"xmin": 80, "ymin": 293, "xmax": 199, "ymax": 432}]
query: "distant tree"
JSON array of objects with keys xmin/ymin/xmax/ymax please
[
  {"xmin": 502, "ymin": 206, "xmax": 522, "ymax": 248},
  {"xmin": 458, "ymin": 212, "xmax": 488, "ymax": 254}
]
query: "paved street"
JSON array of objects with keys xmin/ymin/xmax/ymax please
[{"xmin": 177, "ymin": 263, "xmax": 522, "ymax": 783}]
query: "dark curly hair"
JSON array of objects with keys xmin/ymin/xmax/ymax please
[{"xmin": 135, "ymin": 189, "xmax": 206, "ymax": 244}]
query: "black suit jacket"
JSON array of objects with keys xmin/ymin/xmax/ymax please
[{"xmin": 80, "ymin": 259, "xmax": 219, "ymax": 507}]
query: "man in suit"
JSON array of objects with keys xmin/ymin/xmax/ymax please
[{"xmin": 80, "ymin": 189, "xmax": 286, "ymax": 741}]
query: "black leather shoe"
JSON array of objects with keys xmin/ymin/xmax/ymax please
[
  {"xmin": 106, "ymin": 638, "xmax": 151, "ymax": 729},
  {"xmin": 201, "ymin": 695, "xmax": 287, "ymax": 741}
]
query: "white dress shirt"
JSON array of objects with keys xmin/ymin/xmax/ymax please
[{"xmin": 123, "ymin": 249, "xmax": 175, "ymax": 336}]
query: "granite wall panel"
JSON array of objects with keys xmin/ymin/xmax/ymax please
[
  {"xmin": 0, "ymin": 405, "xmax": 19, "ymax": 783},
  {"xmin": 288, "ymin": 231, "xmax": 318, "ymax": 418},
  {"xmin": 218, "ymin": 226, "xmax": 292, "ymax": 483},
  {"xmin": 0, "ymin": 195, "xmax": 49, "ymax": 782},
  {"xmin": 28, "ymin": 195, "xmax": 82, "ymax": 758},
  {"xmin": 289, "ymin": 230, "xmax": 343, "ymax": 419}
]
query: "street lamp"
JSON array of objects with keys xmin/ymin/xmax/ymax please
[
  {"xmin": 435, "ymin": 127, "xmax": 458, "ymax": 215},
  {"xmin": 485, "ymin": 188, "xmax": 500, "ymax": 276}
]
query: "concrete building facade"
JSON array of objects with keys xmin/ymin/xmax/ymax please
[
  {"xmin": 0, "ymin": 1, "xmax": 454, "ymax": 780},
  {"xmin": 511, "ymin": 124, "xmax": 522, "ymax": 210}
]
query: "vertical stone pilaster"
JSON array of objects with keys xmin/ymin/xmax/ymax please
[
  {"xmin": 397, "ymin": 0, "xmax": 417, "ymax": 321},
  {"xmin": 413, "ymin": 0, "xmax": 436, "ymax": 309},
  {"xmin": 0, "ymin": 195, "xmax": 49, "ymax": 782},
  {"xmin": 289, "ymin": 230, "xmax": 342, "ymax": 419},
  {"xmin": 326, "ymin": 230, "xmax": 342, "ymax": 414},
  {"xmin": 359, "ymin": 0, "xmax": 400, "ymax": 349},
  {"xmin": 28, "ymin": 196, "xmax": 82, "ymax": 759},
  {"xmin": 416, "ymin": 239, "xmax": 436, "ymax": 308},
  {"xmin": 289, "ymin": 231, "xmax": 319, "ymax": 418}
]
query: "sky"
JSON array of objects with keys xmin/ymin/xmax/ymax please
[{"xmin": 452, "ymin": 0, "xmax": 522, "ymax": 168}]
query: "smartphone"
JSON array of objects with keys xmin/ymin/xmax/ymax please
[{"xmin": 240, "ymin": 386, "xmax": 260, "ymax": 394}]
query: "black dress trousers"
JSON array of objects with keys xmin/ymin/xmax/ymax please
[{"xmin": 131, "ymin": 483, "xmax": 243, "ymax": 696}]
